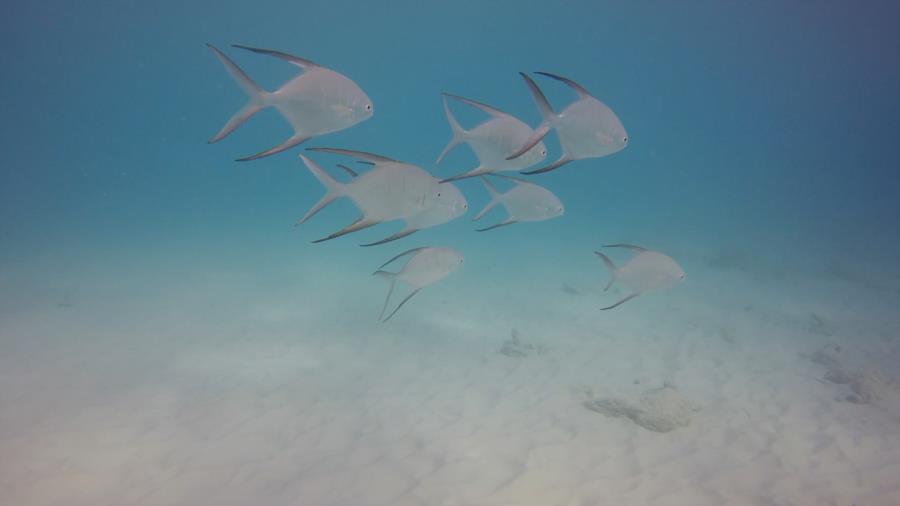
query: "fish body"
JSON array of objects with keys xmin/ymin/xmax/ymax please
[
  {"xmin": 207, "ymin": 44, "xmax": 373, "ymax": 161},
  {"xmin": 473, "ymin": 175, "xmax": 563, "ymax": 231},
  {"xmin": 272, "ymin": 67, "xmax": 373, "ymax": 134},
  {"xmin": 298, "ymin": 149, "xmax": 467, "ymax": 246},
  {"xmin": 554, "ymin": 97, "xmax": 627, "ymax": 159},
  {"xmin": 374, "ymin": 247, "xmax": 464, "ymax": 321},
  {"xmin": 615, "ymin": 251, "xmax": 685, "ymax": 294},
  {"xmin": 508, "ymin": 72, "xmax": 627, "ymax": 175},
  {"xmin": 394, "ymin": 247, "xmax": 464, "ymax": 288},
  {"xmin": 438, "ymin": 94, "xmax": 546, "ymax": 182},
  {"xmin": 595, "ymin": 244, "xmax": 684, "ymax": 309}
]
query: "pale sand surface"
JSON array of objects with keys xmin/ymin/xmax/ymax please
[{"xmin": 2, "ymin": 246, "xmax": 899, "ymax": 506}]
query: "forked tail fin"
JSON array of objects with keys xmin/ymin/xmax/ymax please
[
  {"xmin": 207, "ymin": 43, "xmax": 267, "ymax": 143},
  {"xmin": 594, "ymin": 251, "xmax": 618, "ymax": 292},
  {"xmin": 436, "ymin": 94, "xmax": 468, "ymax": 165},
  {"xmin": 296, "ymin": 154, "xmax": 346, "ymax": 225},
  {"xmin": 472, "ymin": 176, "xmax": 504, "ymax": 221}
]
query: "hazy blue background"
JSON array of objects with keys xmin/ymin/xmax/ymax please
[
  {"xmin": 2, "ymin": 0, "xmax": 899, "ymax": 298},
  {"xmin": 3, "ymin": 3, "xmax": 900, "ymax": 504}
]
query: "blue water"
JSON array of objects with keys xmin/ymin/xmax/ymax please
[{"xmin": 2, "ymin": 1, "xmax": 900, "ymax": 504}]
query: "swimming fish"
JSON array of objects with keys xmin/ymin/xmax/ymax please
[
  {"xmin": 297, "ymin": 148, "xmax": 467, "ymax": 246},
  {"xmin": 373, "ymin": 247, "xmax": 464, "ymax": 322},
  {"xmin": 206, "ymin": 44, "xmax": 373, "ymax": 161},
  {"xmin": 507, "ymin": 72, "xmax": 628, "ymax": 175},
  {"xmin": 472, "ymin": 175, "xmax": 564, "ymax": 231},
  {"xmin": 436, "ymin": 93, "xmax": 547, "ymax": 182},
  {"xmin": 594, "ymin": 244, "xmax": 685, "ymax": 310}
]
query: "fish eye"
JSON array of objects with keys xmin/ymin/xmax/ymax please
[
  {"xmin": 540, "ymin": 149, "xmax": 547, "ymax": 156},
  {"xmin": 436, "ymin": 192, "xmax": 442, "ymax": 197},
  {"xmin": 622, "ymin": 136, "xmax": 628, "ymax": 143},
  {"xmin": 365, "ymin": 104, "xmax": 372, "ymax": 111}
]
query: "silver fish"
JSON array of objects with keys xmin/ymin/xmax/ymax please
[
  {"xmin": 373, "ymin": 247, "xmax": 464, "ymax": 322},
  {"xmin": 298, "ymin": 148, "xmax": 467, "ymax": 246},
  {"xmin": 207, "ymin": 44, "xmax": 373, "ymax": 161},
  {"xmin": 436, "ymin": 93, "xmax": 547, "ymax": 182},
  {"xmin": 594, "ymin": 244, "xmax": 685, "ymax": 310},
  {"xmin": 472, "ymin": 175, "xmax": 564, "ymax": 231},
  {"xmin": 508, "ymin": 72, "xmax": 628, "ymax": 174}
]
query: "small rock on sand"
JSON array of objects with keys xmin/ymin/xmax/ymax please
[
  {"xmin": 584, "ymin": 384, "xmax": 697, "ymax": 433},
  {"xmin": 500, "ymin": 329, "xmax": 549, "ymax": 358}
]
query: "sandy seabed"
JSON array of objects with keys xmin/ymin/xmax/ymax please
[{"xmin": 2, "ymin": 245, "xmax": 899, "ymax": 506}]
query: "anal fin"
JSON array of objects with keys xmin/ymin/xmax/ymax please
[
  {"xmin": 361, "ymin": 228, "xmax": 418, "ymax": 247},
  {"xmin": 312, "ymin": 217, "xmax": 378, "ymax": 244},
  {"xmin": 521, "ymin": 156, "xmax": 573, "ymax": 175},
  {"xmin": 237, "ymin": 133, "xmax": 310, "ymax": 161},
  {"xmin": 476, "ymin": 219, "xmax": 517, "ymax": 232},
  {"xmin": 599, "ymin": 293, "xmax": 640, "ymax": 311}
]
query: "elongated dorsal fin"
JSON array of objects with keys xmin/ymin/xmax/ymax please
[
  {"xmin": 231, "ymin": 44, "xmax": 319, "ymax": 70},
  {"xmin": 306, "ymin": 147, "xmax": 398, "ymax": 164},
  {"xmin": 535, "ymin": 71, "xmax": 593, "ymax": 99},
  {"xmin": 603, "ymin": 244, "xmax": 648, "ymax": 253},
  {"xmin": 442, "ymin": 92, "xmax": 510, "ymax": 118},
  {"xmin": 376, "ymin": 247, "xmax": 428, "ymax": 270}
]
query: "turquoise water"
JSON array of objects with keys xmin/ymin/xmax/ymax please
[{"xmin": 3, "ymin": 1, "xmax": 900, "ymax": 504}]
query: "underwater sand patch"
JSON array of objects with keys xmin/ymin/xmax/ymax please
[
  {"xmin": 802, "ymin": 344, "xmax": 893, "ymax": 405},
  {"xmin": 499, "ymin": 329, "xmax": 549, "ymax": 358},
  {"xmin": 581, "ymin": 383, "xmax": 698, "ymax": 433}
]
